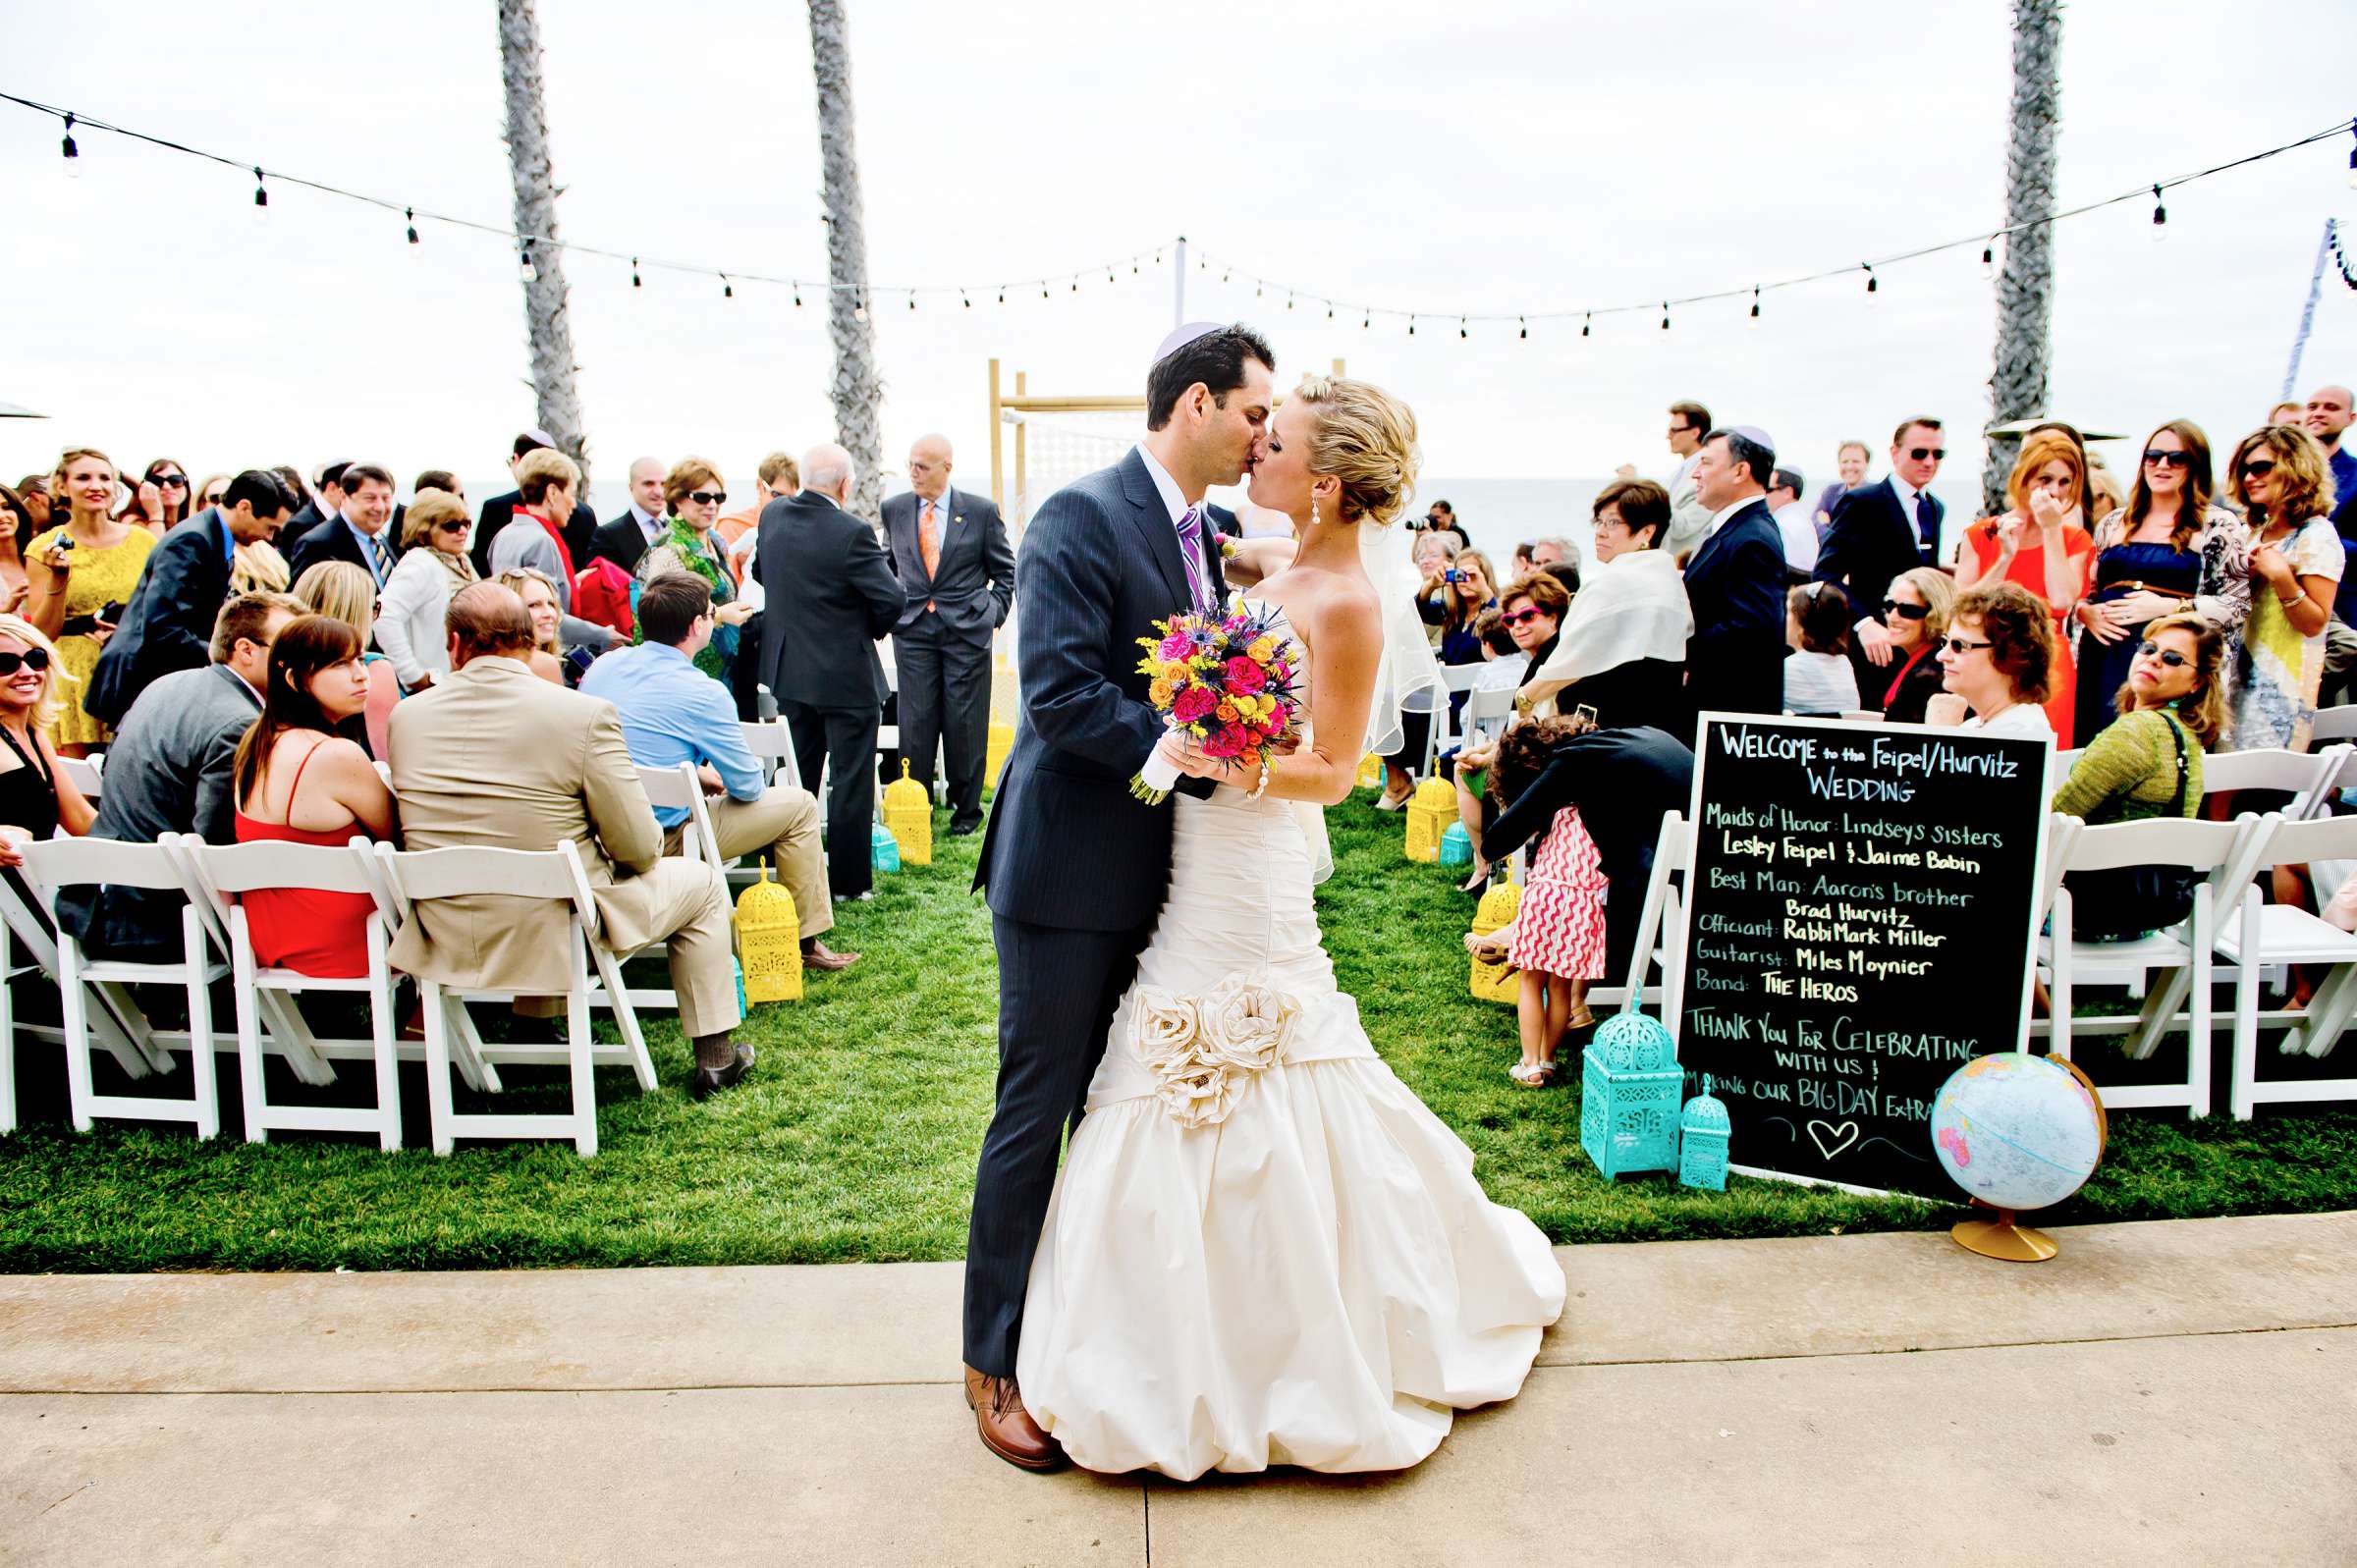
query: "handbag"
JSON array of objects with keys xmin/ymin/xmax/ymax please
[{"xmin": 2063, "ymin": 712, "xmax": 2200, "ymax": 941}]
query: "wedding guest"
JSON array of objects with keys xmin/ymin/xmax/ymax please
[
  {"xmin": 1816, "ymin": 416, "xmax": 1946, "ymax": 675},
  {"xmin": 2052, "ymin": 615, "xmax": 2226, "ymax": 940},
  {"xmin": 1928, "ymin": 581, "xmax": 2056, "ymax": 736},
  {"xmin": 55, "ymin": 594, "xmax": 298, "ymax": 958},
  {"xmin": 1785, "ymin": 582, "xmax": 1859, "ymax": 716},
  {"xmin": 140, "ymin": 459, "xmax": 194, "ymax": 530},
  {"xmin": 230, "ymin": 535, "xmax": 292, "ymax": 597},
  {"xmin": 84, "ymin": 469, "xmax": 293, "ymax": 735},
  {"xmin": 473, "ymin": 430, "xmax": 598, "ymax": 575},
  {"xmin": 490, "ymin": 448, "xmax": 583, "ymax": 610},
  {"xmin": 581, "ymin": 572, "xmax": 856, "ymax": 970},
  {"xmin": 1422, "ymin": 546, "xmax": 1499, "ymax": 667},
  {"xmin": 13, "ymin": 476, "xmax": 49, "ymax": 537},
  {"xmin": 287, "ymin": 462, "xmax": 399, "ymax": 589},
  {"xmin": 1660, "ymin": 400, "xmax": 1714, "ymax": 559},
  {"xmin": 119, "ymin": 470, "xmax": 170, "ymax": 537},
  {"xmin": 0, "ymin": 481, "xmax": 36, "ymax": 613},
  {"xmin": 411, "ymin": 469, "xmax": 464, "ymax": 506},
  {"xmin": 2303, "ymin": 387, "xmax": 2357, "ymax": 615},
  {"xmin": 1874, "ymin": 567, "xmax": 1956, "ymax": 725},
  {"xmin": 750, "ymin": 442, "xmax": 906, "ymax": 903},
  {"xmin": 285, "ymin": 461, "xmax": 346, "ymax": 535},
  {"xmin": 1374, "ymin": 530, "xmax": 1459, "ymax": 806},
  {"xmin": 24, "ymin": 447, "xmax": 155, "ymax": 753},
  {"xmin": 1490, "ymin": 711, "xmax": 1613, "ymax": 1084},
  {"xmin": 2271, "ymin": 401, "xmax": 2306, "ymax": 427},
  {"xmin": 271, "ymin": 465, "xmax": 316, "ymax": 532},
  {"xmin": 1530, "ymin": 536, "xmax": 1571, "ymax": 569},
  {"xmin": 388, "ymin": 582, "xmax": 750, "ymax": 1098},
  {"xmin": 1509, "ymin": 541, "xmax": 1536, "ymax": 581},
  {"xmin": 2086, "ymin": 453, "xmax": 2128, "ymax": 526},
  {"xmin": 1960, "ymin": 429, "xmax": 2093, "ymax": 741},
  {"xmin": 230, "ymin": 615, "xmax": 397, "ymax": 977},
  {"xmin": 1448, "ymin": 607, "xmax": 1529, "ymax": 891},
  {"xmin": 2071, "ymin": 420, "xmax": 2250, "ymax": 746},
  {"xmin": 0, "ymin": 617, "xmax": 94, "ymax": 871},
  {"xmin": 292, "ymin": 562, "xmax": 401, "ymax": 758},
  {"xmin": 1484, "ymin": 716, "xmax": 1695, "ymax": 1060},
  {"xmin": 717, "ymin": 453, "xmax": 800, "ymax": 582},
  {"xmin": 492, "ymin": 568, "xmax": 571, "ymax": 685},
  {"xmin": 1769, "ymin": 466, "xmax": 1817, "ymax": 576},
  {"xmin": 374, "ymin": 489, "xmax": 477, "ymax": 692},
  {"xmin": 883, "ymin": 435, "xmax": 1014, "ymax": 837},
  {"xmin": 586, "ymin": 455, "xmax": 671, "ymax": 574},
  {"xmin": 1680, "ymin": 426, "xmax": 1788, "ymax": 741},
  {"xmin": 640, "ymin": 457, "xmax": 752, "ymax": 685},
  {"xmin": 1520, "ymin": 478, "xmax": 1688, "ymax": 728},
  {"xmin": 2227, "ymin": 423, "xmax": 2343, "ymax": 750},
  {"xmin": 1814, "ymin": 440, "xmax": 1871, "ymax": 534}
]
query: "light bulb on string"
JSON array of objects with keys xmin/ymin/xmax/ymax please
[
  {"xmin": 405, "ymin": 207, "xmax": 418, "ymax": 251},
  {"xmin": 252, "ymin": 167, "xmax": 268, "ymax": 210},
  {"xmin": 1407, "ymin": 316, "xmax": 1416, "ymax": 337},
  {"xmin": 1748, "ymin": 287, "xmax": 1761, "ymax": 327},
  {"xmin": 1040, "ymin": 283, "xmax": 1049, "ymax": 298},
  {"xmin": 1458, "ymin": 317, "xmax": 1467, "ymax": 340},
  {"xmin": 2346, "ymin": 123, "xmax": 2356, "ymax": 189},
  {"xmin": 61, "ymin": 113, "xmax": 81, "ymax": 178},
  {"xmin": 1069, "ymin": 278, "xmax": 1077, "ymax": 293},
  {"xmin": 852, "ymin": 295, "xmax": 867, "ymax": 322},
  {"xmin": 961, "ymin": 292, "xmax": 971, "ymax": 309},
  {"xmin": 722, "ymin": 275, "xmax": 734, "ymax": 299},
  {"xmin": 1981, "ymin": 238, "xmax": 1998, "ymax": 280},
  {"xmin": 1863, "ymin": 264, "xmax": 1878, "ymax": 303},
  {"xmin": 1660, "ymin": 302, "xmax": 1670, "ymax": 331},
  {"xmin": 2150, "ymin": 185, "xmax": 2167, "ymax": 242},
  {"xmin": 907, "ymin": 294, "xmax": 915, "ymax": 310},
  {"xmin": 633, "ymin": 258, "xmax": 643, "ymax": 289},
  {"xmin": 519, "ymin": 240, "xmax": 537, "ymax": 283},
  {"xmin": 1518, "ymin": 316, "xmax": 1527, "ymax": 340},
  {"xmin": 1326, "ymin": 301, "xmax": 1334, "ymax": 320},
  {"xmin": 1581, "ymin": 312, "xmax": 1591, "ymax": 339},
  {"xmin": 997, "ymin": 289, "xmax": 1005, "ymax": 303}
]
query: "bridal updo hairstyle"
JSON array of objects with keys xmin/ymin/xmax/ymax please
[{"xmin": 1292, "ymin": 375, "xmax": 1422, "ymax": 526}]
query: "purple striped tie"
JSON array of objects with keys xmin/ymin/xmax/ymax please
[{"xmin": 1175, "ymin": 504, "xmax": 1209, "ymax": 613}]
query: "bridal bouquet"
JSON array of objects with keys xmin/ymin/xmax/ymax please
[{"xmin": 1128, "ymin": 603, "xmax": 1303, "ymax": 804}]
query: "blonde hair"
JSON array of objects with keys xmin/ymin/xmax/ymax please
[
  {"xmin": 516, "ymin": 448, "xmax": 580, "ymax": 507},
  {"xmin": 2003, "ymin": 429, "xmax": 2087, "ymax": 516},
  {"xmin": 1892, "ymin": 565, "xmax": 1956, "ymax": 643},
  {"xmin": 0, "ymin": 613, "xmax": 71, "ymax": 729},
  {"xmin": 1291, "ymin": 376, "xmax": 1420, "ymax": 525},
  {"xmin": 230, "ymin": 540, "xmax": 292, "ymax": 596},
  {"xmin": 49, "ymin": 447, "xmax": 117, "ymax": 513},
  {"xmin": 401, "ymin": 488, "xmax": 469, "ymax": 551},
  {"xmin": 493, "ymin": 568, "xmax": 563, "ymax": 652},
  {"xmin": 293, "ymin": 561, "xmax": 376, "ymax": 641},
  {"xmin": 2231, "ymin": 423, "xmax": 2336, "ymax": 524}
]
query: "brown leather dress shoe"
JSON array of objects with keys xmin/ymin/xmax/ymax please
[
  {"xmin": 800, "ymin": 941, "xmax": 860, "ymax": 971},
  {"xmin": 963, "ymin": 1366, "xmax": 1060, "ymax": 1471}
]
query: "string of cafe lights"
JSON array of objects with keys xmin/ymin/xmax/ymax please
[{"xmin": 10, "ymin": 90, "xmax": 2354, "ymax": 331}]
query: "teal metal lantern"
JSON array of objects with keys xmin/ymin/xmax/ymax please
[
  {"xmin": 1678, "ymin": 1075, "xmax": 1731, "ymax": 1191},
  {"xmin": 1438, "ymin": 822, "xmax": 1473, "ymax": 867},
  {"xmin": 870, "ymin": 822, "xmax": 902, "ymax": 875},
  {"xmin": 1579, "ymin": 1009, "xmax": 1682, "ymax": 1179}
]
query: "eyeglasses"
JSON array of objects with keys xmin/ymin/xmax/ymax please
[
  {"xmin": 2142, "ymin": 450, "xmax": 2191, "ymax": 468},
  {"xmin": 1881, "ymin": 599, "xmax": 1931, "ymax": 621},
  {"xmin": 1907, "ymin": 447, "xmax": 1947, "ymax": 461},
  {"xmin": 0, "ymin": 648, "xmax": 53, "ymax": 676},
  {"xmin": 2136, "ymin": 640, "xmax": 2192, "ymax": 669},
  {"xmin": 1938, "ymin": 635, "xmax": 1993, "ymax": 655},
  {"xmin": 687, "ymin": 490, "xmax": 728, "ymax": 506},
  {"xmin": 154, "ymin": 474, "xmax": 189, "ymax": 489},
  {"xmin": 2241, "ymin": 460, "xmax": 2277, "ymax": 479},
  {"xmin": 1501, "ymin": 607, "xmax": 1545, "ymax": 626}
]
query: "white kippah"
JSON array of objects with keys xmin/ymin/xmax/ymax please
[
  {"xmin": 1730, "ymin": 424, "xmax": 1774, "ymax": 451},
  {"xmin": 1152, "ymin": 321, "xmax": 1226, "ymax": 367}
]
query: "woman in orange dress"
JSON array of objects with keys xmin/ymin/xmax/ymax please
[{"xmin": 1958, "ymin": 428, "xmax": 2094, "ymax": 744}]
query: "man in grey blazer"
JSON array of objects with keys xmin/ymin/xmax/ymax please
[
  {"xmin": 883, "ymin": 435, "xmax": 1014, "ymax": 836},
  {"xmin": 55, "ymin": 593, "xmax": 301, "ymax": 959}
]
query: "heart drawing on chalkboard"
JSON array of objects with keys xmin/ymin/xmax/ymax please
[{"xmin": 1807, "ymin": 1119, "xmax": 1861, "ymax": 1161}]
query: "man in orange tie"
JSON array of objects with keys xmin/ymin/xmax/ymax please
[{"xmin": 883, "ymin": 434, "xmax": 1014, "ymax": 836}]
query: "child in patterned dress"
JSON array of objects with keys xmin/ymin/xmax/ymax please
[{"xmin": 1494, "ymin": 715, "xmax": 1610, "ymax": 1087}]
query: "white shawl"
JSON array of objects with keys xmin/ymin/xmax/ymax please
[{"xmin": 1519, "ymin": 547, "xmax": 1694, "ymax": 710}]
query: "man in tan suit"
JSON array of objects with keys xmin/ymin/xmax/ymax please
[{"xmin": 387, "ymin": 582, "xmax": 753, "ymax": 1099}]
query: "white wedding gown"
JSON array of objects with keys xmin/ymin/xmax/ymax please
[{"xmin": 1015, "ymin": 603, "xmax": 1565, "ymax": 1480}]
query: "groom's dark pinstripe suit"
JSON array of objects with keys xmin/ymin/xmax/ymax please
[{"xmin": 965, "ymin": 447, "xmax": 1226, "ymax": 1378}]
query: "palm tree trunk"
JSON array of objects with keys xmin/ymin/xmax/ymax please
[
  {"xmin": 496, "ymin": 0, "xmax": 589, "ymax": 481},
  {"xmin": 808, "ymin": 0, "xmax": 886, "ymax": 524},
  {"xmin": 1983, "ymin": 0, "xmax": 2063, "ymax": 515}
]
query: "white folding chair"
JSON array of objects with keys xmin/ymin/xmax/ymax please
[
  {"xmin": 2039, "ymin": 812, "xmax": 2260, "ymax": 1116},
  {"xmin": 1460, "ymin": 685, "xmax": 1515, "ymax": 748},
  {"xmin": 180, "ymin": 835, "xmax": 404, "ymax": 1150},
  {"xmin": 371, "ymin": 839, "xmax": 651, "ymax": 1156},
  {"xmin": 1421, "ymin": 665, "xmax": 1487, "ymax": 774},
  {"xmin": 1839, "ymin": 709, "xmax": 1884, "ymax": 723},
  {"xmin": 2215, "ymin": 813, "xmax": 2357, "ymax": 1117},
  {"xmin": 740, "ymin": 719, "xmax": 804, "ymax": 791},
  {"xmin": 2307, "ymin": 705, "xmax": 2357, "ymax": 748},
  {"xmin": 0, "ymin": 860, "xmax": 166, "ymax": 1133},
  {"xmin": 2199, "ymin": 746, "xmax": 2339, "ymax": 817},
  {"xmin": 19, "ymin": 838, "xmax": 226, "ymax": 1139},
  {"xmin": 636, "ymin": 762, "xmax": 723, "ymax": 869},
  {"xmin": 1593, "ymin": 812, "xmax": 1689, "ymax": 1019},
  {"xmin": 56, "ymin": 754, "xmax": 101, "ymax": 800}
]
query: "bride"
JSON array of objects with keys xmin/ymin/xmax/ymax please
[{"xmin": 1014, "ymin": 376, "xmax": 1565, "ymax": 1479}]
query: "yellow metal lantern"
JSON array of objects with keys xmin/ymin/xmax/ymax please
[
  {"xmin": 734, "ymin": 865, "xmax": 803, "ymax": 1003},
  {"xmin": 1468, "ymin": 877, "xmax": 1522, "ymax": 1003},
  {"xmin": 985, "ymin": 655, "xmax": 1016, "ymax": 790},
  {"xmin": 1404, "ymin": 777, "xmax": 1457, "ymax": 862},
  {"xmin": 1356, "ymin": 753, "xmax": 1384, "ymax": 789},
  {"xmin": 884, "ymin": 759, "xmax": 933, "ymax": 866}
]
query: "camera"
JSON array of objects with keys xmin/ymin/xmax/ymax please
[{"xmin": 1444, "ymin": 569, "xmax": 1465, "ymax": 584}]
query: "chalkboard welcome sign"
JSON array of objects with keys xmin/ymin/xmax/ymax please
[{"xmin": 1676, "ymin": 713, "xmax": 2053, "ymax": 1198}]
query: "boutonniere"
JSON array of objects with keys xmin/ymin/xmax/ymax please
[
  {"xmin": 953, "ymin": 513, "xmax": 964, "ymax": 526},
  {"xmin": 1219, "ymin": 538, "xmax": 1239, "ymax": 561}
]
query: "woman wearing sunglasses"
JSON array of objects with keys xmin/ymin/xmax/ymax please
[
  {"xmin": 0, "ymin": 615, "xmax": 95, "ymax": 873},
  {"xmin": 1874, "ymin": 566, "xmax": 1955, "ymax": 725},
  {"xmin": 2227, "ymin": 424, "xmax": 2343, "ymax": 750},
  {"xmin": 1959, "ymin": 429, "xmax": 2093, "ymax": 743},
  {"xmin": 2072, "ymin": 421, "xmax": 2249, "ymax": 748},
  {"xmin": 1928, "ymin": 581, "xmax": 2056, "ymax": 737},
  {"xmin": 137, "ymin": 459, "xmax": 194, "ymax": 533},
  {"xmin": 638, "ymin": 457, "xmax": 752, "ymax": 685},
  {"xmin": 374, "ymin": 489, "xmax": 477, "ymax": 695}
]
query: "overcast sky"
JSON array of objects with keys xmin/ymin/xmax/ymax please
[{"xmin": 3, "ymin": 0, "xmax": 2352, "ymax": 508}]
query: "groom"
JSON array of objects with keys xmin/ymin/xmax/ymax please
[{"xmin": 964, "ymin": 322, "xmax": 1276, "ymax": 1469}]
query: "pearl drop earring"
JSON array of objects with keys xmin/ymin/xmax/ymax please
[{"xmin": 1310, "ymin": 495, "xmax": 1321, "ymax": 530}]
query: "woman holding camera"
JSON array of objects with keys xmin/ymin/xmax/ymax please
[{"xmin": 24, "ymin": 447, "xmax": 156, "ymax": 756}]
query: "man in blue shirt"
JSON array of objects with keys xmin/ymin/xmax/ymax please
[{"xmin": 580, "ymin": 572, "xmax": 856, "ymax": 970}]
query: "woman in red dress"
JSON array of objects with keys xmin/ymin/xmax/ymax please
[
  {"xmin": 230, "ymin": 615, "xmax": 397, "ymax": 977},
  {"xmin": 1958, "ymin": 429, "xmax": 2094, "ymax": 743}
]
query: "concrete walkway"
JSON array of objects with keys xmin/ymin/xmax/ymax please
[{"xmin": 4, "ymin": 1213, "xmax": 2353, "ymax": 1565}]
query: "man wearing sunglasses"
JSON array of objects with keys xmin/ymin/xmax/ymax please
[{"xmin": 1813, "ymin": 414, "xmax": 1946, "ymax": 673}]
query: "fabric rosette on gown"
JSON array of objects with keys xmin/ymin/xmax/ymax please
[{"xmin": 1016, "ymin": 608, "xmax": 1562, "ymax": 1480}]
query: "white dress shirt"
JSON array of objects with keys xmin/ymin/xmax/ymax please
[
  {"xmin": 1774, "ymin": 501, "xmax": 1820, "ymax": 573},
  {"xmin": 631, "ymin": 504, "xmax": 665, "ymax": 546},
  {"xmin": 1132, "ymin": 443, "xmax": 1191, "ymax": 525}
]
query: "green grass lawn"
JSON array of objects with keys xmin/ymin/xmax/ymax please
[{"xmin": 2, "ymin": 793, "xmax": 2354, "ymax": 1272}]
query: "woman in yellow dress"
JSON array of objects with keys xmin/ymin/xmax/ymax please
[{"xmin": 24, "ymin": 448, "xmax": 157, "ymax": 755}]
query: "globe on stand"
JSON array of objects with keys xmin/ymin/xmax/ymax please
[{"xmin": 1929, "ymin": 1052, "xmax": 2108, "ymax": 1263}]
